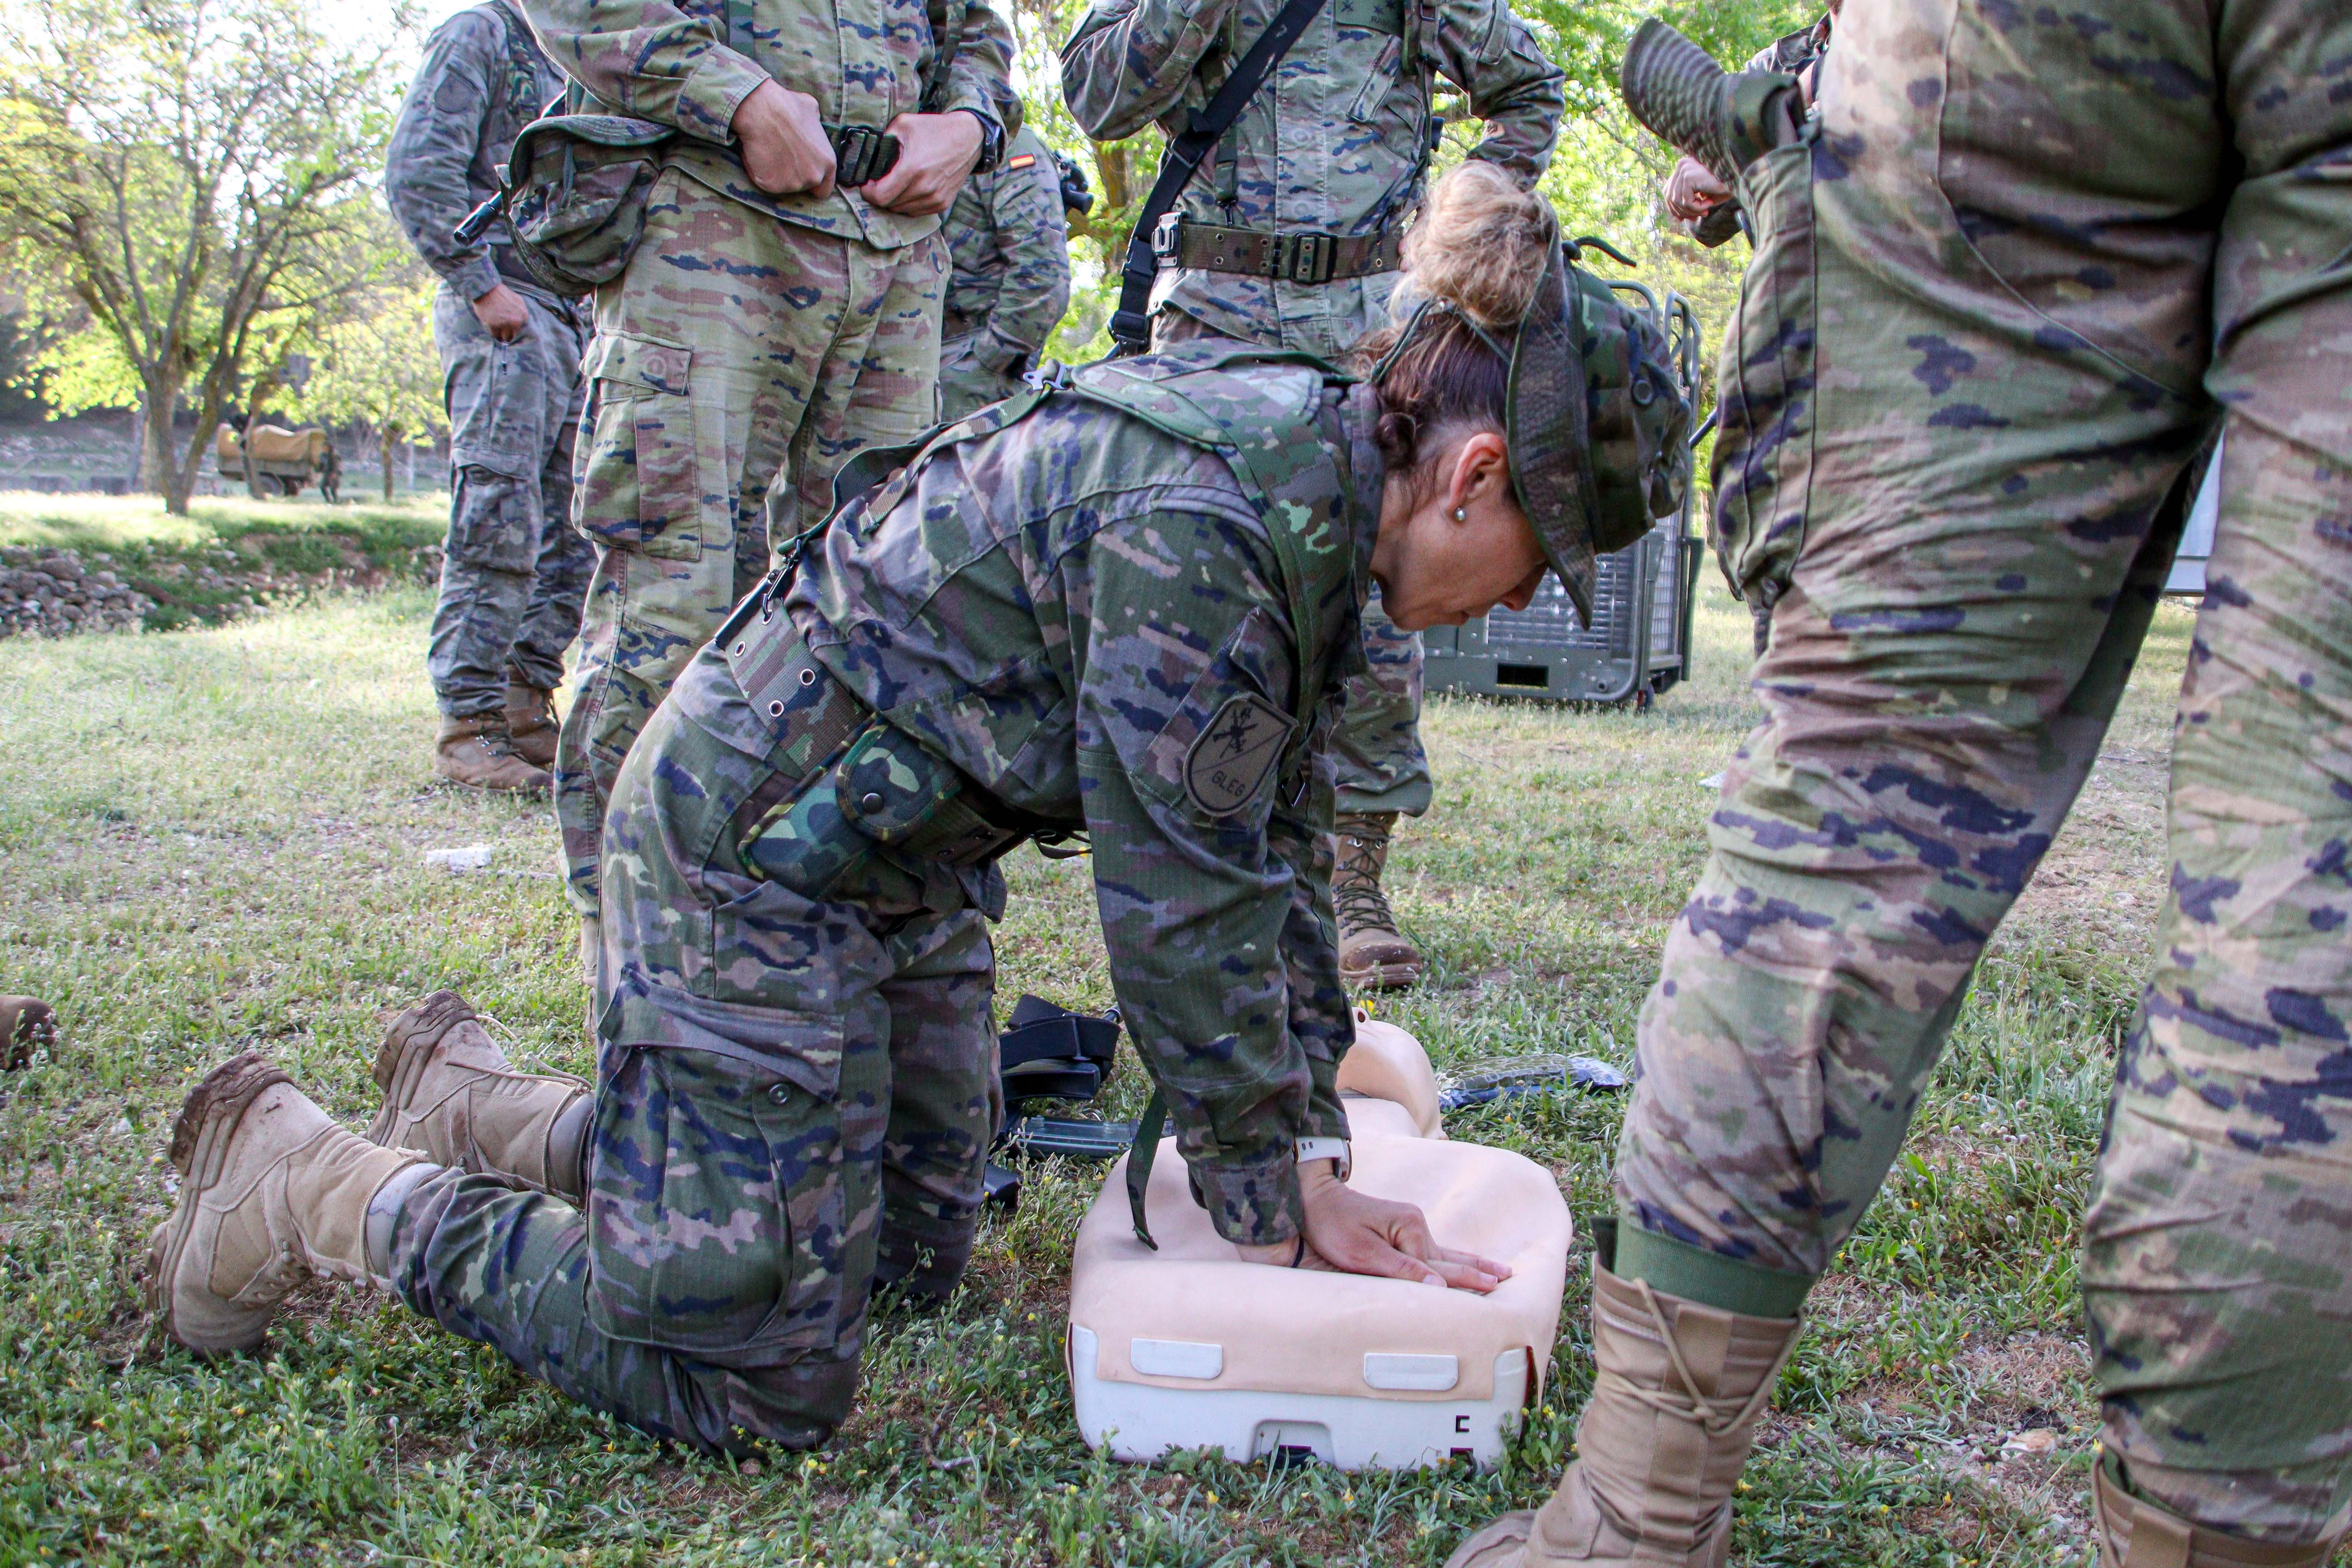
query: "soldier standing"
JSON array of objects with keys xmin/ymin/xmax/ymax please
[
  {"xmin": 1447, "ymin": 0, "xmax": 2352, "ymax": 1563},
  {"xmin": 937, "ymin": 124, "xmax": 1075, "ymax": 422},
  {"xmin": 386, "ymin": 0, "xmax": 594, "ymax": 793},
  {"xmin": 525, "ymin": 0, "xmax": 1022, "ymax": 973},
  {"xmin": 1061, "ymin": 0, "xmax": 1564, "ymax": 991},
  {"xmin": 143, "ymin": 168, "xmax": 1693, "ymax": 1454}
]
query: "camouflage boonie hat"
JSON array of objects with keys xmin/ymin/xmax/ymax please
[{"xmin": 1507, "ymin": 244, "xmax": 1692, "ymax": 625}]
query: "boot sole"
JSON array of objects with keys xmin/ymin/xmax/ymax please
[
  {"xmin": 1341, "ymin": 959, "xmax": 1426, "ymax": 992},
  {"xmin": 146, "ymin": 1051, "xmax": 293, "ymax": 1353},
  {"xmin": 365, "ymin": 991, "xmax": 475, "ymax": 1148}
]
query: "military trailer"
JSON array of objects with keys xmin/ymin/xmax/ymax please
[{"xmin": 1423, "ymin": 278, "xmax": 1704, "ymax": 708}]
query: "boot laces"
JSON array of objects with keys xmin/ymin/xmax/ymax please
[
  {"xmin": 1605, "ymin": 1277, "xmax": 1803, "ymax": 1439},
  {"xmin": 1333, "ymin": 828, "xmax": 1400, "ymax": 935}
]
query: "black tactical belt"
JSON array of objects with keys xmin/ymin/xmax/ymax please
[
  {"xmin": 1154, "ymin": 217, "xmax": 1402, "ymax": 284},
  {"xmin": 829, "ymin": 124, "xmax": 901, "ymax": 188}
]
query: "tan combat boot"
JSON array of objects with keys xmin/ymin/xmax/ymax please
[
  {"xmin": 504, "ymin": 679, "xmax": 559, "ymax": 770},
  {"xmin": 366, "ymin": 989, "xmax": 590, "ymax": 1202},
  {"xmin": 146, "ymin": 1052, "xmax": 435, "ymax": 1354},
  {"xmin": 434, "ymin": 713, "xmax": 552, "ymax": 794},
  {"xmin": 1, "ymin": 994, "xmax": 54, "ymax": 1069},
  {"xmin": 2093, "ymin": 1459, "xmax": 2347, "ymax": 1567},
  {"xmin": 1445, "ymin": 1260, "xmax": 1803, "ymax": 1568},
  {"xmin": 1333, "ymin": 811, "xmax": 1426, "ymax": 990}
]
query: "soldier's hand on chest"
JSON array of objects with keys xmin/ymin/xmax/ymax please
[{"xmin": 862, "ymin": 111, "xmax": 984, "ymax": 216}]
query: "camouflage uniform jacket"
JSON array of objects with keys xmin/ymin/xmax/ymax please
[
  {"xmin": 1751, "ymin": 11, "xmax": 1831, "ymax": 75},
  {"xmin": 781, "ymin": 340, "xmax": 1381, "ymax": 1244},
  {"xmin": 1059, "ymin": 0, "xmax": 1563, "ymax": 348},
  {"xmin": 520, "ymin": 0, "xmax": 1019, "ymax": 250},
  {"xmin": 941, "ymin": 126, "xmax": 1073, "ymax": 365},
  {"xmin": 386, "ymin": 0, "xmax": 569, "ymax": 306}
]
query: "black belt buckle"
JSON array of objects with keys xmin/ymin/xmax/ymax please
[
  {"xmin": 833, "ymin": 125, "xmax": 899, "ymax": 188},
  {"xmin": 1277, "ymin": 233, "xmax": 1335, "ymax": 284}
]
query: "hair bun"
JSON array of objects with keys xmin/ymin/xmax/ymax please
[{"xmin": 1399, "ymin": 162, "xmax": 1560, "ymax": 330}]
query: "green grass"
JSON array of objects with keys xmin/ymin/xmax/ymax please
[{"xmin": 0, "ymin": 559, "xmax": 2264, "ymax": 1565}]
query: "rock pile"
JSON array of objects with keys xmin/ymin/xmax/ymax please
[{"xmin": 0, "ymin": 546, "xmax": 155, "ymax": 638}]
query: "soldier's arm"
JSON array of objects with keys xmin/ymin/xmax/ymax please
[
  {"xmin": 976, "ymin": 150, "xmax": 1073, "ymax": 369},
  {"xmin": 1059, "ymin": 0, "xmax": 1236, "ymax": 142},
  {"xmin": 515, "ymin": 0, "xmax": 769, "ymax": 144},
  {"xmin": 1432, "ymin": 0, "xmax": 1565, "ymax": 183},
  {"xmin": 929, "ymin": 0, "xmax": 1022, "ymax": 138},
  {"xmin": 384, "ymin": 15, "xmax": 506, "ymax": 304},
  {"xmin": 1076, "ymin": 503, "xmax": 1345, "ymax": 1250}
]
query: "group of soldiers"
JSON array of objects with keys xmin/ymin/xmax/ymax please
[{"xmin": 130, "ymin": 0, "xmax": 2352, "ymax": 1564}]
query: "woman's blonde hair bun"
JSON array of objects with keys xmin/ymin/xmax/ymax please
[{"xmin": 1398, "ymin": 161, "xmax": 1560, "ymax": 330}]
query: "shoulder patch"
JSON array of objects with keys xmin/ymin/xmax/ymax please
[
  {"xmin": 1006, "ymin": 153, "xmax": 1037, "ymax": 170},
  {"xmin": 1183, "ymin": 694, "xmax": 1292, "ymax": 816}
]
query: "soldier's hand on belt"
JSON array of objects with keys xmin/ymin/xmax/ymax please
[
  {"xmin": 733, "ymin": 78, "xmax": 838, "ymax": 199},
  {"xmin": 1235, "ymin": 1162, "xmax": 1514, "ymax": 1292},
  {"xmin": 861, "ymin": 110, "xmax": 983, "ymax": 216},
  {"xmin": 1664, "ymin": 155, "xmax": 1731, "ymax": 221},
  {"xmin": 470, "ymin": 283, "xmax": 530, "ymax": 343}
]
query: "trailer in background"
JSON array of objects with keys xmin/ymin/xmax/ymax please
[{"xmin": 1423, "ymin": 277, "xmax": 1705, "ymax": 709}]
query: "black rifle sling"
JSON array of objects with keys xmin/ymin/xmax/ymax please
[{"xmin": 1108, "ymin": 0, "xmax": 1335, "ymax": 355}]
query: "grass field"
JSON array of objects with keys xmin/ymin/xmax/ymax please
[{"xmin": 0, "ymin": 558, "xmax": 2249, "ymax": 1566}]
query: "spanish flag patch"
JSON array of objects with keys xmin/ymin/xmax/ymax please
[{"xmin": 1007, "ymin": 153, "xmax": 1037, "ymax": 170}]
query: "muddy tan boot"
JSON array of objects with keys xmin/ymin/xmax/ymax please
[
  {"xmin": 2093, "ymin": 1458, "xmax": 2347, "ymax": 1567},
  {"xmin": 1333, "ymin": 811, "xmax": 1426, "ymax": 990},
  {"xmin": 434, "ymin": 713, "xmax": 552, "ymax": 794},
  {"xmin": 366, "ymin": 990, "xmax": 590, "ymax": 1202},
  {"xmin": 1445, "ymin": 1260, "xmax": 1803, "ymax": 1568},
  {"xmin": 146, "ymin": 1052, "xmax": 435, "ymax": 1355},
  {"xmin": 1, "ymin": 994, "xmax": 54, "ymax": 1069},
  {"xmin": 503, "ymin": 679, "xmax": 559, "ymax": 769}
]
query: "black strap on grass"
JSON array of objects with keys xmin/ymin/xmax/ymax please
[
  {"xmin": 1107, "ymin": 0, "xmax": 1334, "ymax": 354},
  {"xmin": 1125, "ymin": 1089, "xmax": 1169, "ymax": 1248}
]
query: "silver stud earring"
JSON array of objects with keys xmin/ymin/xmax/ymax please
[{"xmin": 1452, "ymin": 506, "xmax": 1467, "ymax": 521}]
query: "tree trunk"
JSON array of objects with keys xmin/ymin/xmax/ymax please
[
  {"xmin": 139, "ymin": 378, "xmax": 184, "ymax": 511},
  {"xmin": 381, "ymin": 423, "xmax": 395, "ymax": 503},
  {"xmin": 126, "ymin": 405, "xmax": 146, "ymax": 490}
]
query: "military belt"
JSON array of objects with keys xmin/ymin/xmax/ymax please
[
  {"xmin": 1153, "ymin": 217, "xmax": 1402, "ymax": 285},
  {"xmin": 827, "ymin": 124, "xmax": 901, "ymax": 189}
]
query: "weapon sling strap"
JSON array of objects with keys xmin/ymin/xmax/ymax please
[{"xmin": 1108, "ymin": 0, "xmax": 1335, "ymax": 354}]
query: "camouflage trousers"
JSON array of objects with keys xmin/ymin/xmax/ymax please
[
  {"xmin": 556, "ymin": 171, "xmax": 946, "ymax": 917},
  {"xmin": 1609, "ymin": 0, "xmax": 2352, "ymax": 1539},
  {"xmin": 1151, "ymin": 306, "xmax": 1431, "ymax": 818},
  {"xmin": 388, "ymin": 638, "xmax": 999, "ymax": 1452},
  {"xmin": 425, "ymin": 280, "xmax": 592, "ymax": 716}
]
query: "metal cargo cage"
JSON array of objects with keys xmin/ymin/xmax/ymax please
[{"xmin": 1423, "ymin": 274, "xmax": 1705, "ymax": 708}]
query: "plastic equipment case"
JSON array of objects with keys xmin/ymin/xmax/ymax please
[{"xmin": 1423, "ymin": 278, "xmax": 1707, "ymax": 708}]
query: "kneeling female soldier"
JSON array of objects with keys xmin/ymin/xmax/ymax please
[{"xmin": 147, "ymin": 166, "xmax": 1688, "ymax": 1452}]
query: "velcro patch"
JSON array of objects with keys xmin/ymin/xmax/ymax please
[
  {"xmin": 1183, "ymin": 694, "xmax": 1290, "ymax": 816},
  {"xmin": 1006, "ymin": 153, "xmax": 1037, "ymax": 170}
]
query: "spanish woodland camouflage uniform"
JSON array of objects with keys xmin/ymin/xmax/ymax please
[
  {"xmin": 378, "ymin": 340, "xmax": 1381, "ymax": 1449},
  {"xmin": 1061, "ymin": 0, "xmax": 1562, "ymax": 825},
  {"xmin": 523, "ymin": 0, "xmax": 1019, "ymax": 926},
  {"xmin": 937, "ymin": 125, "xmax": 1071, "ymax": 423},
  {"xmin": 1611, "ymin": 0, "xmax": 2352, "ymax": 1544},
  {"xmin": 386, "ymin": 0, "xmax": 593, "ymax": 726}
]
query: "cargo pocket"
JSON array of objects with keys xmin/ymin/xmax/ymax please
[
  {"xmin": 586, "ymin": 1005, "xmax": 849, "ymax": 1359},
  {"xmin": 1708, "ymin": 136, "xmax": 1818, "ymax": 613},
  {"xmin": 575, "ymin": 331, "xmax": 705, "ymax": 562}
]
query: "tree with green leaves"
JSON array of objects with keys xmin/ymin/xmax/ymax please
[
  {"xmin": 287, "ymin": 275, "xmax": 446, "ymax": 504},
  {"xmin": 0, "ymin": 0, "xmax": 418, "ymax": 513}
]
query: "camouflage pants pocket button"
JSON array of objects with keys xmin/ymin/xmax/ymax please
[{"xmin": 586, "ymin": 1023, "xmax": 849, "ymax": 1362}]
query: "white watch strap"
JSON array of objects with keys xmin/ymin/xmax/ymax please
[{"xmin": 1296, "ymin": 1136, "xmax": 1351, "ymax": 1180}]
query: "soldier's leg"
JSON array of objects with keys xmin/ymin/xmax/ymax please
[
  {"xmin": 2078, "ymin": 3, "xmax": 2352, "ymax": 1544},
  {"xmin": 936, "ymin": 332, "xmax": 1016, "ymax": 425},
  {"xmin": 873, "ymin": 908, "xmax": 999, "ymax": 1301},
  {"xmin": 554, "ymin": 177, "xmax": 850, "ymax": 923},
  {"xmin": 1331, "ymin": 586, "xmax": 1431, "ymax": 990},
  {"xmin": 764, "ymin": 233, "xmax": 947, "ymax": 552},
  {"xmin": 504, "ymin": 303, "xmax": 592, "ymax": 766}
]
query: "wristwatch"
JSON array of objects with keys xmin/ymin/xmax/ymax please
[
  {"xmin": 1296, "ymin": 1136, "xmax": 1352, "ymax": 1181},
  {"xmin": 956, "ymin": 108, "xmax": 1005, "ymax": 173}
]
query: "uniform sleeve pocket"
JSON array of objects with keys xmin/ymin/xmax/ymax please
[
  {"xmin": 585, "ymin": 1005, "xmax": 850, "ymax": 1358},
  {"xmin": 1709, "ymin": 137, "xmax": 1819, "ymax": 614},
  {"xmin": 576, "ymin": 331, "xmax": 706, "ymax": 563},
  {"xmin": 1128, "ymin": 606, "xmax": 1299, "ymax": 826}
]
